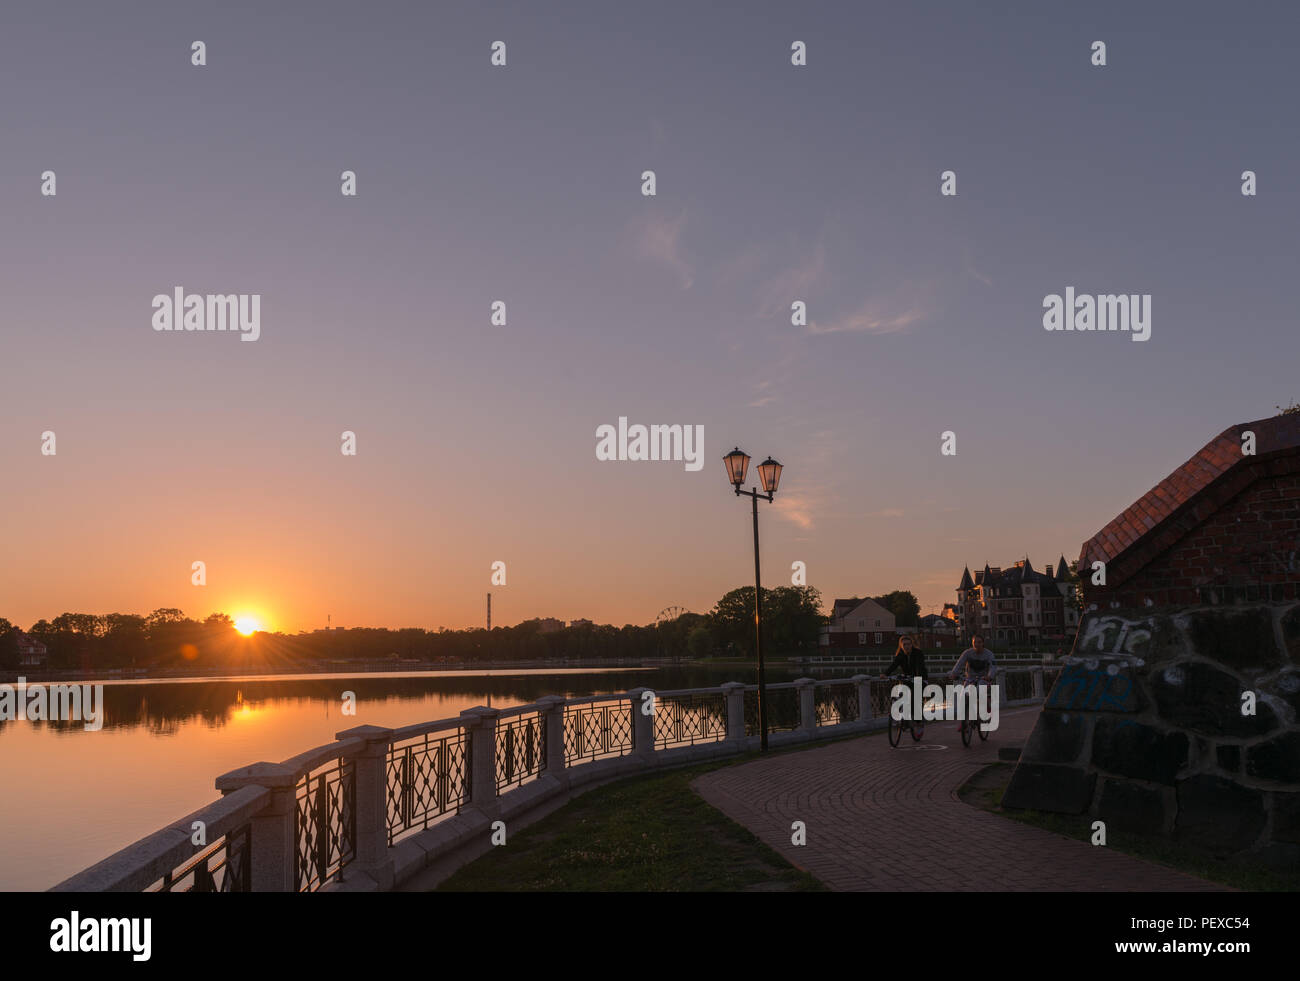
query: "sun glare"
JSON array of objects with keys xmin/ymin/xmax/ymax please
[{"xmin": 234, "ymin": 616, "xmax": 262, "ymax": 636}]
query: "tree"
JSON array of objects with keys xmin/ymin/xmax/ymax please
[
  {"xmin": 0, "ymin": 618, "xmax": 16, "ymax": 670},
  {"xmin": 870, "ymin": 590, "xmax": 921, "ymax": 627},
  {"xmin": 687, "ymin": 625, "xmax": 713, "ymax": 658},
  {"xmin": 1066, "ymin": 561, "xmax": 1084, "ymax": 614},
  {"xmin": 102, "ymin": 614, "xmax": 147, "ymax": 668},
  {"xmin": 1276, "ymin": 400, "xmax": 1299, "ymax": 416},
  {"xmin": 710, "ymin": 585, "xmax": 824, "ymax": 653},
  {"xmin": 146, "ymin": 608, "xmax": 187, "ymax": 630}
]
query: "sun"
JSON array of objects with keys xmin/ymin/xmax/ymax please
[{"xmin": 234, "ymin": 616, "xmax": 262, "ymax": 636}]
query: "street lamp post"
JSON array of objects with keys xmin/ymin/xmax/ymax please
[{"xmin": 722, "ymin": 447, "xmax": 783, "ymax": 752}]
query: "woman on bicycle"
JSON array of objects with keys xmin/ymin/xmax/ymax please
[
  {"xmin": 882, "ymin": 634, "xmax": 928, "ymax": 740},
  {"xmin": 882, "ymin": 634, "xmax": 928, "ymax": 683}
]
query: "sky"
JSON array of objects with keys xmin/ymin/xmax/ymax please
[{"xmin": 3, "ymin": 1, "xmax": 1298, "ymax": 633}]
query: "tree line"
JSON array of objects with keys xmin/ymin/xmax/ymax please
[{"xmin": 0, "ymin": 585, "xmax": 835, "ymax": 672}]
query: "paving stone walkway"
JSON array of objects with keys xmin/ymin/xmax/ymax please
[{"xmin": 691, "ymin": 707, "xmax": 1224, "ymax": 891}]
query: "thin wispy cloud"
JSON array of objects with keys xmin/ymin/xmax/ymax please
[
  {"xmin": 962, "ymin": 246, "xmax": 993, "ymax": 287},
  {"xmin": 916, "ymin": 572, "xmax": 958, "ymax": 586},
  {"xmin": 866, "ymin": 508, "xmax": 905, "ymax": 518},
  {"xmin": 757, "ymin": 244, "xmax": 826, "ymax": 319},
  {"xmin": 746, "ymin": 378, "xmax": 776, "ymax": 408},
  {"xmin": 630, "ymin": 209, "xmax": 693, "ymax": 289},
  {"xmin": 772, "ymin": 492, "xmax": 816, "ymax": 530},
  {"xmin": 808, "ymin": 299, "xmax": 926, "ymax": 335},
  {"xmin": 769, "ymin": 429, "xmax": 837, "ymax": 531}
]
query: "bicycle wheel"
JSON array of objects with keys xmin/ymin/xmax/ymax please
[
  {"xmin": 960, "ymin": 718, "xmax": 973, "ymax": 747},
  {"xmin": 889, "ymin": 714, "xmax": 903, "ymax": 747},
  {"xmin": 977, "ymin": 721, "xmax": 989, "ymax": 741}
]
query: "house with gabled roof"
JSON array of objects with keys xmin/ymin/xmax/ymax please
[
  {"xmin": 14, "ymin": 630, "xmax": 48, "ymax": 667},
  {"xmin": 820, "ymin": 596, "xmax": 897, "ymax": 649}
]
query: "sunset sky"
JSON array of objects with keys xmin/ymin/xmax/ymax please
[{"xmin": 3, "ymin": 2, "xmax": 1298, "ymax": 634}]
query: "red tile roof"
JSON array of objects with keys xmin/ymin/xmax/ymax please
[{"xmin": 1079, "ymin": 413, "xmax": 1300, "ymax": 577}]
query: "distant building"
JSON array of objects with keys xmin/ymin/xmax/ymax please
[
  {"xmin": 14, "ymin": 630, "xmax": 48, "ymax": 667},
  {"xmin": 955, "ymin": 556, "xmax": 1080, "ymax": 646},
  {"xmin": 820, "ymin": 597, "xmax": 897, "ymax": 649},
  {"xmin": 524, "ymin": 617, "xmax": 565, "ymax": 634},
  {"xmin": 918, "ymin": 613, "xmax": 957, "ymax": 635}
]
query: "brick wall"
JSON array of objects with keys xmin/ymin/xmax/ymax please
[{"xmin": 1085, "ymin": 465, "xmax": 1300, "ymax": 608}]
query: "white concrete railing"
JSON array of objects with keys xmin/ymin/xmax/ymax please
[{"xmin": 50, "ymin": 669, "xmax": 1051, "ymax": 893}]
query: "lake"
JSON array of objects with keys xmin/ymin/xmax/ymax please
[{"xmin": 0, "ymin": 662, "xmax": 845, "ymax": 891}]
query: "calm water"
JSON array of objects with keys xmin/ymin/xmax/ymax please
[{"xmin": 0, "ymin": 663, "xmax": 837, "ymax": 891}]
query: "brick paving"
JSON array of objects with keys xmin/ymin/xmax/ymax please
[{"xmin": 692, "ymin": 707, "xmax": 1224, "ymax": 891}]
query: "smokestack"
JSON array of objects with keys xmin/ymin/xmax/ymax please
[{"xmin": 487, "ymin": 593, "xmax": 491, "ymax": 632}]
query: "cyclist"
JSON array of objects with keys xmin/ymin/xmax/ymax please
[
  {"xmin": 881, "ymin": 635, "xmax": 928, "ymax": 731},
  {"xmin": 948, "ymin": 633, "xmax": 997, "ymax": 685},
  {"xmin": 882, "ymin": 634, "xmax": 928, "ymax": 684}
]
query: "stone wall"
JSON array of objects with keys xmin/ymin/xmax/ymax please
[{"xmin": 1001, "ymin": 605, "xmax": 1300, "ymax": 865}]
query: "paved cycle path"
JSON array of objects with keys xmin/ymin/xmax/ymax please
[{"xmin": 691, "ymin": 707, "xmax": 1223, "ymax": 891}]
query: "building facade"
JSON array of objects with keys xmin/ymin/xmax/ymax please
[
  {"xmin": 820, "ymin": 596, "xmax": 898, "ymax": 650},
  {"xmin": 955, "ymin": 556, "xmax": 1080, "ymax": 647},
  {"xmin": 14, "ymin": 630, "xmax": 48, "ymax": 667}
]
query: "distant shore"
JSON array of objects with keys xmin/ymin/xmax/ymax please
[{"xmin": 1, "ymin": 650, "xmax": 1056, "ymax": 686}]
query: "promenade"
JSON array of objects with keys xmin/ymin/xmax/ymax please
[{"xmin": 692, "ymin": 706, "xmax": 1222, "ymax": 891}]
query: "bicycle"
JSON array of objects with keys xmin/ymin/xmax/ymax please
[
  {"xmin": 950, "ymin": 675, "xmax": 992, "ymax": 747},
  {"xmin": 881, "ymin": 675, "xmax": 925, "ymax": 747}
]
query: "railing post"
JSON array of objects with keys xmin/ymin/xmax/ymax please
[
  {"xmin": 1032, "ymin": 667, "xmax": 1044, "ymax": 699},
  {"xmin": 852, "ymin": 674, "xmax": 873, "ymax": 721},
  {"xmin": 998, "ymin": 671, "xmax": 1009, "ymax": 707},
  {"xmin": 336, "ymin": 725, "xmax": 394, "ymax": 890},
  {"xmin": 721, "ymin": 682, "xmax": 746, "ymax": 743},
  {"xmin": 795, "ymin": 678, "xmax": 816, "ymax": 732},
  {"xmin": 216, "ymin": 762, "xmax": 298, "ymax": 892},
  {"xmin": 535, "ymin": 695, "xmax": 568, "ymax": 775},
  {"xmin": 627, "ymin": 687, "xmax": 655, "ymax": 760},
  {"xmin": 461, "ymin": 707, "xmax": 501, "ymax": 815}
]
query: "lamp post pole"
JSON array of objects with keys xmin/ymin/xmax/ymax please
[
  {"xmin": 723, "ymin": 448, "xmax": 783, "ymax": 754},
  {"xmin": 751, "ymin": 489, "xmax": 767, "ymax": 752}
]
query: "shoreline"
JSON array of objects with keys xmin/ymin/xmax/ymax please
[{"xmin": 0, "ymin": 650, "xmax": 1055, "ymax": 687}]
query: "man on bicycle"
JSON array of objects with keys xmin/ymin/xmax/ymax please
[
  {"xmin": 948, "ymin": 634, "xmax": 998, "ymax": 740},
  {"xmin": 948, "ymin": 633, "xmax": 997, "ymax": 685}
]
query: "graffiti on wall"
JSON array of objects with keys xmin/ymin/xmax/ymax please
[
  {"xmin": 1047, "ymin": 661, "xmax": 1140, "ymax": 712},
  {"xmin": 1077, "ymin": 615, "xmax": 1153, "ymax": 658}
]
